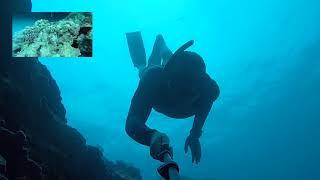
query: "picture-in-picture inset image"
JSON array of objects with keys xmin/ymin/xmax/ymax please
[{"xmin": 12, "ymin": 12, "xmax": 92, "ymax": 58}]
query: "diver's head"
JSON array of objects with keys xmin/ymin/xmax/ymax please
[{"xmin": 164, "ymin": 51, "xmax": 207, "ymax": 97}]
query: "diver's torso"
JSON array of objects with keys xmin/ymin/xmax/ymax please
[{"xmin": 153, "ymin": 94, "xmax": 197, "ymax": 119}]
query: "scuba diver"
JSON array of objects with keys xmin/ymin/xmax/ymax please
[{"xmin": 125, "ymin": 32, "xmax": 220, "ymax": 175}]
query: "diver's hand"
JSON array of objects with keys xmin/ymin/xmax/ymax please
[{"xmin": 184, "ymin": 135, "xmax": 201, "ymax": 164}]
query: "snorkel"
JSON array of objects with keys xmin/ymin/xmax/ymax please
[{"xmin": 168, "ymin": 40, "xmax": 195, "ymax": 61}]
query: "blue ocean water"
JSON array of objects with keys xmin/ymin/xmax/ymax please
[{"xmin": 25, "ymin": 0, "xmax": 320, "ymax": 179}]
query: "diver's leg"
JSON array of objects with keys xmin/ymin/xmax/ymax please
[
  {"xmin": 161, "ymin": 44, "xmax": 173, "ymax": 66},
  {"xmin": 148, "ymin": 35, "xmax": 164, "ymax": 66},
  {"xmin": 148, "ymin": 34, "xmax": 173, "ymax": 67},
  {"xmin": 161, "ymin": 37, "xmax": 173, "ymax": 66}
]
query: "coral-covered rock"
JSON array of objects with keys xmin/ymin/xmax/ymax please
[{"xmin": 12, "ymin": 12, "xmax": 92, "ymax": 57}]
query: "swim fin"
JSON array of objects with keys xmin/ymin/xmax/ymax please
[{"xmin": 126, "ymin": 32, "xmax": 147, "ymax": 68}]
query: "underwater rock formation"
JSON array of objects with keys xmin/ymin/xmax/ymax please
[
  {"xmin": 0, "ymin": 59, "xmax": 141, "ymax": 180},
  {"xmin": 12, "ymin": 12, "xmax": 92, "ymax": 57},
  {"xmin": 0, "ymin": 122, "xmax": 42, "ymax": 180},
  {"xmin": 0, "ymin": 154, "xmax": 7, "ymax": 179},
  {"xmin": 111, "ymin": 161, "xmax": 142, "ymax": 180},
  {"xmin": 1, "ymin": 1, "xmax": 141, "ymax": 179}
]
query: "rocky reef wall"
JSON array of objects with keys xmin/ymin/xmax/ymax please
[{"xmin": 0, "ymin": 0, "xmax": 141, "ymax": 179}]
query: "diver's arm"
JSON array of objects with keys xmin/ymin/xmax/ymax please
[
  {"xmin": 191, "ymin": 76, "xmax": 220, "ymax": 137},
  {"xmin": 184, "ymin": 100, "xmax": 213, "ymax": 164},
  {"xmin": 126, "ymin": 104, "xmax": 155, "ymax": 146},
  {"xmin": 191, "ymin": 100, "xmax": 213, "ymax": 138},
  {"xmin": 125, "ymin": 75, "xmax": 157, "ymax": 146}
]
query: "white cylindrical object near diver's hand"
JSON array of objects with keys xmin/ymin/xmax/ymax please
[{"xmin": 163, "ymin": 153, "xmax": 180, "ymax": 180}]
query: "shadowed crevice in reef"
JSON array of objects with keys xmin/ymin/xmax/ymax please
[{"xmin": 0, "ymin": 0, "xmax": 141, "ymax": 179}]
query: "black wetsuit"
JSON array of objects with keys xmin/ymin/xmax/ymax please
[{"xmin": 125, "ymin": 66, "xmax": 220, "ymax": 146}]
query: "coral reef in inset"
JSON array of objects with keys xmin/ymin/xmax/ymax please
[{"xmin": 12, "ymin": 12, "xmax": 92, "ymax": 57}]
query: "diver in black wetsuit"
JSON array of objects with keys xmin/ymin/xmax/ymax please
[{"xmin": 125, "ymin": 33, "xmax": 220, "ymax": 164}]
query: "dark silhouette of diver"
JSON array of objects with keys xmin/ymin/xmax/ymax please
[{"xmin": 125, "ymin": 33, "xmax": 220, "ymax": 165}]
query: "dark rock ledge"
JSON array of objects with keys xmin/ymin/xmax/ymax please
[
  {"xmin": 0, "ymin": 59, "xmax": 142, "ymax": 180},
  {"xmin": 0, "ymin": 0, "xmax": 141, "ymax": 179}
]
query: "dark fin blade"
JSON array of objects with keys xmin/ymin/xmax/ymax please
[{"xmin": 126, "ymin": 32, "xmax": 147, "ymax": 68}]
